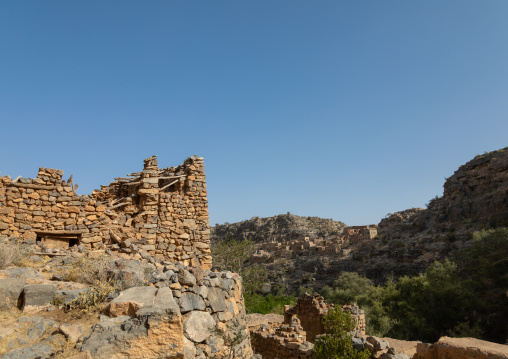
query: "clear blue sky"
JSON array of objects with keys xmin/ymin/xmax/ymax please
[{"xmin": 1, "ymin": 1, "xmax": 507, "ymax": 226}]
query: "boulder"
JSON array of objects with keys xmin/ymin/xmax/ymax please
[
  {"xmin": 414, "ymin": 336, "xmax": 508, "ymax": 359},
  {"xmin": 59, "ymin": 324, "xmax": 83, "ymax": 343},
  {"xmin": 183, "ymin": 310, "xmax": 215, "ymax": 343},
  {"xmin": 2, "ymin": 343, "xmax": 54, "ymax": 359},
  {"xmin": 22, "ymin": 284, "xmax": 55, "ymax": 312},
  {"xmin": 81, "ymin": 302, "xmax": 183, "ymax": 359},
  {"xmin": 178, "ymin": 269, "xmax": 196, "ymax": 286},
  {"xmin": 0, "ymin": 278, "xmax": 25, "ymax": 310},
  {"xmin": 55, "ymin": 288, "xmax": 91, "ymax": 305},
  {"xmin": 26, "ymin": 322, "xmax": 46, "ymax": 341},
  {"xmin": 107, "ymin": 258, "xmax": 153, "ymax": 284}
]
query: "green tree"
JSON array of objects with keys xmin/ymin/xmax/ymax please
[
  {"xmin": 211, "ymin": 238, "xmax": 268, "ymax": 295},
  {"xmin": 313, "ymin": 307, "xmax": 370, "ymax": 359}
]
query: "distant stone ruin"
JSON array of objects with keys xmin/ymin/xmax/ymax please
[
  {"xmin": 252, "ymin": 225, "xmax": 378, "ymax": 260},
  {"xmin": 0, "ymin": 155, "xmax": 212, "ymax": 269},
  {"xmin": 250, "ymin": 293, "xmax": 366, "ymax": 358}
]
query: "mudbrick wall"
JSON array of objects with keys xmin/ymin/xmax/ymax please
[{"xmin": 0, "ymin": 155, "xmax": 212, "ymax": 269}]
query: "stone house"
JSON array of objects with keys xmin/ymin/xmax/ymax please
[{"xmin": 0, "ymin": 155, "xmax": 212, "ymax": 269}]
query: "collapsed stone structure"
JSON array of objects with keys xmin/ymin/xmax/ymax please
[
  {"xmin": 252, "ymin": 224, "xmax": 378, "ymax": 261},
  {"xmin": 0, "ymin": 155, "xmax": 212, "ymax": 269},
  {"xmin": 250, "ymin": 293, "xmax": 366, "ymax": 358}
]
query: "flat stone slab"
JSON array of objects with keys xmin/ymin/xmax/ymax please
[
  {"xmin": 207, "ymin": 287, "xmax": 227, "ymax": 312},
  {"xmin": 108, "ymin": 286, "xmax": 157, "ymax": 317},
  {"xmin": 2, "ymin": 343, "xmax": 54, "ymax": 359}
]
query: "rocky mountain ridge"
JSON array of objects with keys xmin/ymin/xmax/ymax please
[
  {"xmin": 212, "ymin": 147, "xmax": 508, "ymax": 290},
  {"xmin": 212, "ymin": 214, "xmax": 347, "ymax": 243}
]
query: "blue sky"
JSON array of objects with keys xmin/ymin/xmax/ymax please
[{"xmin": 1, "ymin": 1, "xmax": 507, "ymax": 226}]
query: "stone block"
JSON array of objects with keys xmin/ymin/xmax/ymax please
[
  {"xmin": 108, "ymin": 286, "xmax": 157, "ymax": 317},
  {"xmin": 22, "ymin": 284, "xmax": 56, "ymax": 312},
  {"xmin": 184, "ymin": 310, "xmax": 215, "ymax": 343},
  {"xmin": 179, "ymin": 293, "xmax": 205, "ymax": 313}
]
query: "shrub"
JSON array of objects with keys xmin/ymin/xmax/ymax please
[
  {"xmin": 0, "ymin": 239, "xmax": 32, "ymax": 269},
  {"xmin": 64, "ymin": 254, "xmax": 110, "ymax": 285},
  {"xmin": 67, "ymin": 280, "xmax": 115, "ymax": 312},
  {"xmin": 313, "ymin": 307, "xmax": 370, "ymax": 359},
  {"xmin": 244, "ymin": 293, "xmax": 296, "ymax": 314}
]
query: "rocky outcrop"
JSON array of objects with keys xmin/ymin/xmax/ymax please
[
  {"xmin": 380, "ymin": 147, "xmax": 508, "ymax": 236},
  {"xmin": 81, "ymin": 267, "xmax": 253, "ymax": 359},
  {"xmin": 413, "ymin": 336, "xmax": 508, "ymax": 359},
  {"xmin": 212, "ymin": 213, "xmax": 346, "ymax": 243}
]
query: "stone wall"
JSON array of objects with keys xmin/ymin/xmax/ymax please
[
  {"xmin": 81, "ymin": 267, "xmax": 253, "ymax": 359},
  {"xmin": 250, "ymin": 293, "xmax": 366, "ymax": 358},
  {"xmin": 0, "ymin": 155, "xmax": 212, "ymax": 269}
]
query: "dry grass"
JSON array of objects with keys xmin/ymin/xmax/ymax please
[
  {"xmin": 0, "ymin": 240, "xmax": 33, "ymax": 269},
  {"xmin": 64, "ymin": 254, "xmax": 110, "ymax": 285}
]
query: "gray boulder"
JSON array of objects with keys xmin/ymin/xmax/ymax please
[
  {"xmin": 207, "ymin": 287, "xmax": 227, "ymax": 312},
  {"xmin": 179, "ymin": 293, "xmax": 205, "ymax": 313},
  {"xmin": 0, "ymin": 278, "xmax": 25, "ymax": 310},
  {"xmin": 2, "ymin": 343, "xmax": 54, "ymax": 359},
  {"xmin": 22, "ymin": 284, "xmax": 55, "ymax": 312}
]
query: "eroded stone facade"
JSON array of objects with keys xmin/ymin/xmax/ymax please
[{"xmin": 0, "ymin": 155, "xmax": 212, "ymax": 269}]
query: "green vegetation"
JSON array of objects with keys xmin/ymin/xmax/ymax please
[
  {"xmin": 212, "ymin": 237, "xmax": 296, "ymax": 314},
  {"xmin": 244, "ymin": 293, "xmax": 296, "ymax": 315},
  {"xmin": 313, "ymin": 307, "xmax": 370, "ymax": 359},
  {"xmin": 320, "ymin": 227, "xmax": 508, "ymax": 343}
]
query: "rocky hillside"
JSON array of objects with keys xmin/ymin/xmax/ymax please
[
  {"xmin": 379, "ymin": 147, "xmax": 508, "ymax": 239},
  {"xmin": 212, "ymin": 147, "xmax": 508, "ymax": 291},
  {"xmin": 212, "ymin": 213, "xmax": 346, "ymax": 243}
]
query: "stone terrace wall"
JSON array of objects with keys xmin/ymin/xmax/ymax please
[{"xmin": 0, "ymin": 155, "xmax": 212, "ymax": 269}]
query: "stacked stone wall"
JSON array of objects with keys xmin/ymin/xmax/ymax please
[
  {"xmin": 251, "ymin": 293, "xmax": 366, "ymax": 358},
  {"xmin": 0, "ymin": 155, "xmax": 212, "ymax": 269},
  {"xmin": 83, "ymin": 267, "xmax": 253, "ymax": 358}
]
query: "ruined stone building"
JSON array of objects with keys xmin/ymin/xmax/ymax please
[
  {"xmin": 342, "ymin": 225, "xmax": 378, "ymax": 243},
  {"xmin": 0, "ymin": 155, "xmax": 212, "ymax": 269},
  {"xmin": 250, "ymin": 293, "xmax": 366, "ymax": 359}
]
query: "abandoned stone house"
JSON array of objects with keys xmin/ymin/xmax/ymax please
[
  {"xmin": 342, "ymin": 225, "xmax": 378, "ymax": 243},
  {"xmin": 0, "ymin": 155, "xmax": 212, "ymax": 269}
]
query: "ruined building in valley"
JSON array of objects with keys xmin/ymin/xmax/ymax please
[{"xmin": 0, "ymin": 155, "xmax": 212, "ymax": 269}]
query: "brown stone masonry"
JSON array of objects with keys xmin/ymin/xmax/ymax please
[{"xmin": 0, "ymin": 155, "xmax": 212, "ymax": 269}]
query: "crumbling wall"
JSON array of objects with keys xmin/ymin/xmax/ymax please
[
  {"xmin": 251, "ymin": 293, "xmax": 366, "ymax": 358},
  {"xmin": 0, "ymin": 155, "xmax": 212, "ymax": 269}
]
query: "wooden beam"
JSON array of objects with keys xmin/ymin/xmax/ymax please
[
  {"xmin": 35, "ymin": 229, "xmax": 87, "ymax": 235},
  {"xmin": 109, "ymin": 229, "xmax": 122, "ymax": 244},
  {"xmin": 108, "ymin": 202, "xmax": 129, "ymax": 210},
  {"xmin": 160, "ymin": 179, "xmax": 179, "ymax": 192},
  {"xmin": 158, "ymin": 175, "xmax": 186, "ymax": 180},
  {"xmin": 33, "ymin": 252, "xmax": 66, "ymax": 257},
  {"xmin": 8, "ymin": 183, "xmax": 57, "ymax": 190}
]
